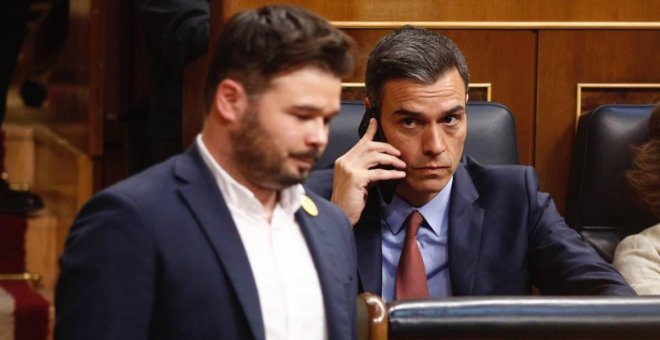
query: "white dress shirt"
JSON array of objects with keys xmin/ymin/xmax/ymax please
[{"xmin": 196, "ymin": 135, "xmax": 327, "ymax": 340}]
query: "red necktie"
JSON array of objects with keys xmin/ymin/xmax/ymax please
[{"xmin": 395, "ymin": 210, "xmax": 429, "ymax": 300}]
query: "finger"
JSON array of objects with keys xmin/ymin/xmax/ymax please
[
  {"xmin": 360, "ymin": 118, "xmax": 378, "ymax": 142},
  {"xmin": 336, "ymin": 141, "xmax": 405, "ymax": 174},
  {"xmin": 368, "ymin": 168, "xmax": 407, "ymax": 182},
  {"xmin": 366, "ymin": 140, "xmax": 402, "ymax": 158},
  {"xmin": 363, "ymin": 152, "xmax": 407, "ymax": 170}
]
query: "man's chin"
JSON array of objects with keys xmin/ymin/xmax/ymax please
[
  {"xmin": 259, "ymin": 162, "xmax": 316, "ymax": 189},
  {"xmin": 287, "ymin": 162, "xmax": 314, "ymax": 180},
  {"xmin": 298, "ymin": 166, "xmax": 313, "ymax": 178},
  {"xmin": 406, "ymin": 177, "xmax": 451, "ymax": 194},
  {"xmin": 274, "ymin": 170, "xmax": 309, "ymax": 188}
]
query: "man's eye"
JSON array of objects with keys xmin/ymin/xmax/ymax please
[
  {"xmin": 292, "ymin": 112, "xmax": 310, "ymax": 121},
  {"xmin": 444, "ymin": 115, "xmax": 459, "ymax": 125},
  {"xmin": 402, "ymin": 118, "xmax": 416, "ymax": 127}
]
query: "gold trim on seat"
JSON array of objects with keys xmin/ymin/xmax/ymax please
[
  {"xmin": 0, "ymin": 272, "xmax": 42, "ymax": 283},
  {"xmin": 357, "ymin": 292, "xmax": 388, "ymax": 340}
]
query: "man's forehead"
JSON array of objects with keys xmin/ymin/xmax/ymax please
[
  {"xmin": 385, "ymin": 72, "xmax": 463, "ymax": 93},
  {"xmin": 381, "ymin": 79, "xmax": 466, "ymax": 111}
]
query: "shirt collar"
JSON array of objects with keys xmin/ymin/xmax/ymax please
[
  {"xmin": 381, "ymin": 176, "xmax": 454, "ymax": 236},
  {"xmin": 195, "ymin": 134, "xmax": 303, "ymax": 216}
]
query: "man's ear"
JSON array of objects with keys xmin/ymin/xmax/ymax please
[
  {"xmin": 212, "ymin": 79, "xmax": 247, "ymax": 123},
  {"xmin": 364, "ymin": 97, "xmax": 372, "ymax": 110}
]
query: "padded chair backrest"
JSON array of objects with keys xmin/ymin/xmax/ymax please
[
  {"xmin": 464, "ymin": 101, "xmax": 519, "ymax": 165},
  {"xmin": 387, "ymin": 297, "xmax": 660, "ymax": 339},
  {"xmin": 315, "ymin": 101, "xmax": 365, "ymax": 170},
  {"xmin": 314, "ymin": 100, "xmax": 519, "ymax": 170},
  {"xmin": 357, "ymin": 293, "xmax": 660, "ymax": 340},
  {"xmin": 566, "ymin": 104, "xmax": 656, "ymax": 262}
]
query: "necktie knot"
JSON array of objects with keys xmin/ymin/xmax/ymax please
[{"xmin": 405, "ymin": 210, "xmax": 424, "ymax": 238}]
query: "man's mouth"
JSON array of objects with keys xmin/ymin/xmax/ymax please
[
  {"xmin": 290, "ymin": 150, "xmax": 322, "ymax": 166},
  {"xmin": 412, "ymin": 165, "xmax": 452, "ymax": 175},
  {"xmin": 413, "ymin": 164, "xmax": 451, "ymax": 170}
]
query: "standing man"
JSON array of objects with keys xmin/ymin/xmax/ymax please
[
  {"xmin": 56, "ymin": 5, "xmax": 357, "ymax": 339},
  {"xmin": 306, "ymin": 25, "xmax": 634, "ymax": 300}
]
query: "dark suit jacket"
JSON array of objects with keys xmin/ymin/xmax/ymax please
[
  {"xmin": 56, "ymin": 146, "xmax": 358, "ymax": 340},
  {"xmin": 305, "ymin": 158, "xmax": 634, "ymax": 296}
]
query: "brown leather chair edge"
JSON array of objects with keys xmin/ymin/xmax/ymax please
[{"xmin": 357, "ymin": 292, "xmax": 388, "ymax": 340}]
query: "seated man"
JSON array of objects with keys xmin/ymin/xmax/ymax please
[{"xmin": 306, "ymin": 25, "xmax": 634, "ymax": 300}]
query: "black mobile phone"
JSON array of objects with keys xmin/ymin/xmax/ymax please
[{"xmin": 358, "ymin": 108, "xmax": 401, "ymax": 204}]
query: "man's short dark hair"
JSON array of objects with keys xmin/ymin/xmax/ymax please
[
  {"xmin": 365, "ymin": 25, "xmax": 470, "ymax": 112},
  {"xmin": 204, "ymin": 5, "xmax": 355, "ymax": 109}
]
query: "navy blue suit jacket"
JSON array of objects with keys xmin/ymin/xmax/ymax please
[
  {"xmin": 56, "ymin": 146, "xmax": 358, "ymax": 339},
  {"xmin": 305, "ymin": 158, "xmax": 634, "ymax": 296}
]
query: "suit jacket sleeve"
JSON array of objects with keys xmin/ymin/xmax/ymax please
[
  {"xmin": 56, "ymin": 191, "xmax": 157, "ymax": 339},
  {"xmin": 613, "ymin": 224, "xmax": 660, "ymax": 295},
  {"xmin": 524, "ymin": 167, "xmax": 636, "ymax": 296}
]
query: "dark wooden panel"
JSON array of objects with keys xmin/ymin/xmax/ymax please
[
  {"xmin": 182, "ymin": 54, "xmax": 210, "ymax": 147},
  {"xmin": 445, "ymin": 30, "xmax": 536, "ymax": 165},
  {"xmin": 536, "ymin": 30, "xmax": 660, "ymax": 213},
  {"xmin": 579, "ymin": 86, "xmax": 660, "ymax": 115},
  {"xmin": 44, "ymin": 0, "xmax": 99, "ymax": 155},
  {"xmin": 182, "ymin": 0, "xmax": 222, "ymax": 147},
  {"xmin": 220, "ymin": 0, "xmax": 660, "ymax": 21},
  {"xmin": 467, "ymin": 86, "xmax": 490, "ymax": 102}
]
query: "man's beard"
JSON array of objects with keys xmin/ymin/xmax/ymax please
[{"xmin": 229, "ymin": 108, "xmax": 322, "ymax": 190}]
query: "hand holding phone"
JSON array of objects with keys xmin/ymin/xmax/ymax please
[
  {"xmin": 357, "ymin": 109, "xmax": 403, "ymax": 204},
  {"xmin": 331, "ymin": 109, "xmax": 406, "ymax": 224}
]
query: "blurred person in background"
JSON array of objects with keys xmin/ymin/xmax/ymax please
[{"xmin": 614, "ymin": 103, "xmax": 660, "ymax": 295}]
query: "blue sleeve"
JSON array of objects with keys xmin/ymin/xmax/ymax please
[
  {"xmin": 55, "ymin": 191, "xmax": 157, "ymax": 339},
  {"xmin": 525, "ymin": 167, "xmax": 636, "ymax": 296}
]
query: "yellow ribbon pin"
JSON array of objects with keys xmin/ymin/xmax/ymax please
[{"xmin": 301, "ymin": 194, "xmax": 319, "ymax": 217}]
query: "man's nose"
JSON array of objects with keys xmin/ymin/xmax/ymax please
[
  {"xmin": 306, "ymin": 117, "xmax": 329, "ymax": 149},
  {"xmin": 423, "ymin": 127, "xmax": 446, "ymax": 156}
]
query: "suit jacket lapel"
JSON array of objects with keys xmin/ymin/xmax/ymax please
[
  {"xmin": 448, "ymin": 163, "xmax": 485, "ymax": 296},
  {"xmin": 175, "ymin": 146, "xmax": 265, "ymax": 340},
  {"xmin": 354, "ymin": 190, "xmax": 383, "ymax": 295},
  {"xmin": 296, "ymin": 200, "xmax": 350, "ymax": 340}
]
